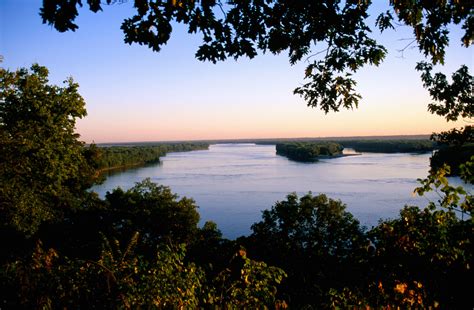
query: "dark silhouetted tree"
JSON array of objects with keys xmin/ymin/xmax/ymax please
[{"xmin": 39, "ymin": 1, "xmax": 472, "ymax": 113}]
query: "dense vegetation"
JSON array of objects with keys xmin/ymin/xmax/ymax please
[
  {"xmin": 431, "ymin": 144, "xmax": 474, "ymax": 175},
  {"xmin": 276, "ymin": 142, "xmax": 343, "ymax": 162},
  {"xmin": 339, "ymin": 139, "xmax": 436, "ymax": 153},
  {"xmin": 0, "ymin": 65, "xmax": 100, "ymax": 236},
  {"xmin": 97, "ymin": 143, "xmax": 209, "ymax": 171},
  {"xmin": 430, "ymin": 126, "xmax": 474, "ymax": 175},
  {"xmin": 1, "ymin": 0, "xmax": 472, "ymax": 307}
]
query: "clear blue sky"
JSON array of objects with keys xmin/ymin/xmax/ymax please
[{"xmin": 1, "ymin": 1, "xmax": 472, "ymax": 142}]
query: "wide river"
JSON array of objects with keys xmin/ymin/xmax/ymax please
[{"xmin": 92, "ymin": 143, "xmax": 461, "ymax": 239}]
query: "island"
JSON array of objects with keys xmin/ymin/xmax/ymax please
[{"xmin": 275, "ymin": 142, "xmax": 345, "ymax": 162}]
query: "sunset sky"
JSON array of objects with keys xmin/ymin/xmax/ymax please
[{"xmin": 1, "ymin": 1, "xmax": 472, "ymax": 143}]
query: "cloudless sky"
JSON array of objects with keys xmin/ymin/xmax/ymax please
[{"xmin": 1, "ymin": 1, "xmax": 472, "ymax": 143}]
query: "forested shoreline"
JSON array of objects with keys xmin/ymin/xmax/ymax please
[
  {"xmin": 338, "ymin": 139, "xmax": 435, "ymax": 153},
  {"xmin": 96, "ymin": 143, "xmax": 209, "ymax": 172},
  {"xmin": 95, "ymin": 139, "xmax": 465, "ymax": 175}
]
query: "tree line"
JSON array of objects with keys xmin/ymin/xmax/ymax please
[
  {"xmin": 274, "ymin": 139, "xmax": 473, "ymax": 176},
  {"xmin": 96, "ymin": 143, "xmax": 209, "ymax": 172},
  {"xmin": 338, "ymin": 139, "xmax": 435, "ymax": 153}
]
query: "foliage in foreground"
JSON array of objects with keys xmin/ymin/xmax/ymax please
[
  {"xmin": 1, "ymin": 238, "xmax": 286, "ymax": 309},
  {"xmin": 244, "ymin": 193, "xmax": 366, "ymax": 306},
  {"xmin": 0, "ymin": 65, "xmax": 100, "ymax": 236},
  {"xmin": 40, "ymin": 0, "xmax": 472, "ymax": 114},
  {"xmin": 1, "ymin": 175, "xmax": 471, "ymax": 308},
  {"xmin": 0, "ymin": 180, "xmax": 287, "ymax": 309}
]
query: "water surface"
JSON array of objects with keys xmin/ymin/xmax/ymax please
[{"xmin": 92, "ymin": 143, "xmax": 461, "ymax": 238}]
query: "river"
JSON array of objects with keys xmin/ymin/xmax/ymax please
[{"xmin": 92, "ymin": 143, "xmax": 463, "ymax": 239}]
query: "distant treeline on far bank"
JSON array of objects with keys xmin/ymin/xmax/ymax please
[
  {"xmin": 95, "ymin": 143, "xmax": 209, "ymax": 172},
  {"xmin": 270, "ymin": 139, "xmax": 471, "ymax": 176},
  {"xmin": 92, "ymin": 137, "xmax": 469, "ymax": 176},
  {"xmin": 268, "ymin": 139, "xmax": 435, "ymax": 163},
  {"xmin": 337, "ymin": 139, "xmax": 435, "ymax": 153}
]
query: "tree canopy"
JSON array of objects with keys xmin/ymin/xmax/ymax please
[
  {"xmin": 0, "ymin": 65, "xmax": 99, "ymax": 236},
  {"xmin": 40, "ymin": 0, "xmax": 472, "ymax": 113},
  {"xmin": 246, "ymin": 193, "xmax": 366, "ymax": 306}
]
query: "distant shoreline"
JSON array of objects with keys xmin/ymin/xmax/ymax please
[
  {"xmin": 319, "ymin": 153, "xmax": 362, "ymax": 159},
  {"xmin": 93, "ymin": 134, "xmax": 432, "ymax": 147}
]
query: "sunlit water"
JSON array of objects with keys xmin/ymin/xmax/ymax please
[{"xmin": 92, "ymin": 143, "xmax": 468, "ymax": 239}]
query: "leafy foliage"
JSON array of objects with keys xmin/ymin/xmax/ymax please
[
  {"xmin": 364, "ymin": 204, "xmax": 473, "ymax": 309},
  {"xmin": 31, "ymin": 178, "xmax": 200, "ymax": 261},
  {"xmin": 39, "ymin": 1, "xmax": 472, "ymax": 113},
  {"xmin": 327, "ymin": 157, "xmax": 473, "ymax": 308},
  {"xmin": 416, "ymin": 62, "xmax": 473, "ymax": 122},
  {"xmin": 0, "ymin": 237, "xmax": 205, "ymax": 309},
  {"xmin": 431, "ymin": 126, "xmax": 473, "ymax": 180},
  {"xmin": 245, "ymin": 193, "xmax": 366, "ymax": 307},
  {"xmin": 103, "ymin": 178, "xmax": 201, "ymax": 248},
  {"xmin": 429, "ymin": 126, "xmax": 473, "ymax": 176},
  {"xmin": 205, "ymin": 248, "xmax": 287, "ymax": 308},
  {"xmin": 388, "ymin": 0, "xmax": 472, "ymax": 64},
  {"xmin": 431, "ymin": 125, "xmax": 473, "ymax": 146},
  {"xmin": 415, "ymin": 161, "xmax": 473, "ymax": 216},
  {"xmin": 430, "ymin": 144, "xmax": 474, "ymax": 176},
  {"xmin": 414, "ymin": 50, "xmax": 473, "ymax": 174},
  {"xmin": 0, "ymin": 232, "xmax": 287, "ymax": 308},
  {"xmin": 7, "ymin": 0, "xmax": 474, "ymax": 304},
  {"xmin": 0, "ymin": 65, "xmax": 99, "ymax": 236}
]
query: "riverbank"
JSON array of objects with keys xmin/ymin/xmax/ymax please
[
  {"xmin": 95, "ymin": 143, "xmax": 209, "ymax": 173},
  {"xmin": 91, "ymin": 144, "xmax": 438, "ymax": 238}
]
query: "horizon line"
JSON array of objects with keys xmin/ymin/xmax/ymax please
[{"xmin": 93, "ymin": 133, "xmax": 432, "ymax": 146}]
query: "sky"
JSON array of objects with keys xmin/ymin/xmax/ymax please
[{"xmin": 1, "ymin": 1, "xmax": 472, "ymax": 143}]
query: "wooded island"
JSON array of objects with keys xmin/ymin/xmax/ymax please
[{"xmin": 276, "ymin": 142, "xmax": 344, "ymax": 162}]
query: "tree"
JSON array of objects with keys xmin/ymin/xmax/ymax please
[
  {"xmin": 326, "ymin": 203, "xmax": 472, "ymax": 309},
  {"xmin": 416, "ymin": 62, "xmax": 474, "ymax": 174},
  {"xmin": 0, "ymin": 236, "xmax": 205, "ymax": 308},
  {"xmin": 206, "ymin": 248, "xmax": 287, "ymax": 308},
  {"xmin": 245, "ymin": 193, "xmax": 366, "ymax": 307},
  {"xmin": 0, "ymin": 64, "xmax": 99, "ymax": 236},
  {"xmin": 103, "ymin": 178, "xmax": 201, "ymax": 248},
  {"xmin": 39, "ymin": 0, "xmax": 472, "ymax": 113},
  {"xmin": 366, "ymin": 204, "xmax": 473, "ymax": 309}
]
